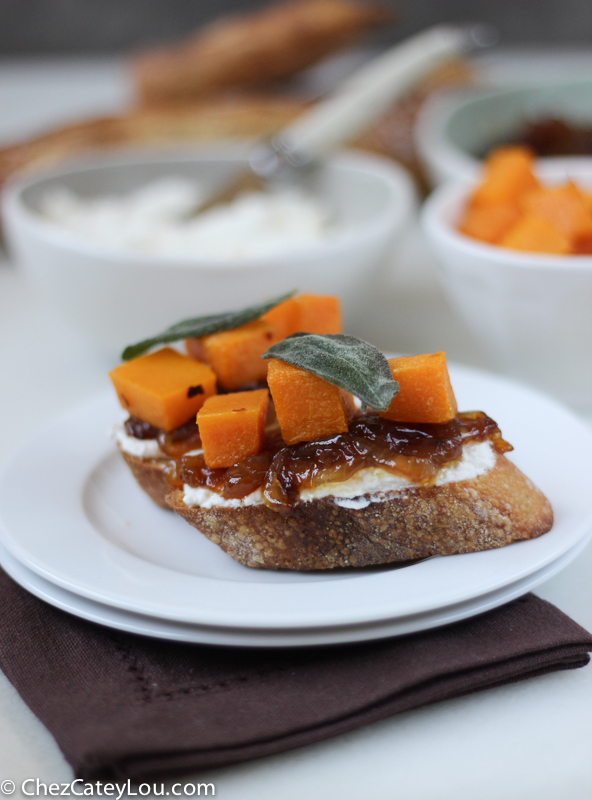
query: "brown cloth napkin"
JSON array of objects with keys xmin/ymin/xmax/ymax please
[{"xmin": 0, "ymin": 568, "xmax": 590, "ymax": 782}]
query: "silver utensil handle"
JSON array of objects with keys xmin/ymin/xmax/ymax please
[{"xmin": 280, "ymin": 25, "xmax": 469, "ymax": 163}]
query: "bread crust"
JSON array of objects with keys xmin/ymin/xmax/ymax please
[
  {"xmin": 119, "ymin": 450, "xmax": 171, "ymax": 510},
  {"xmin": 165, "ymin": 452, "xmax": 554, "ymax": 569}
]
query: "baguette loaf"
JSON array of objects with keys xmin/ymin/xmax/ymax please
[
  {"xmin": 165, "ymin": 451, "xmax": 553, "ymax": 569},
  {"xmin": 132, "ymin": 0, "xmax": 391, "ymax": 103}
]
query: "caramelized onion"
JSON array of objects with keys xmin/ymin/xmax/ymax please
[
  {"xmin": 124, "ymin": 417, "xmax": 159, "ymax": 440},
  {"xmin": 179, "ymin": 453, "xmax": 226, "ymax": 493},
  {"xmin": 158, "ymin": 419, "xmax": 202, "ymax": 458},
  {"xmin": 158, "ymin": 411, "xmax": 511, "ymax": 514}
]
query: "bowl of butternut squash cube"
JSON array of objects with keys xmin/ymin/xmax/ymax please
[{"xmin": 421, "ymin": 146, "xmax": 592, "ymax": 410}]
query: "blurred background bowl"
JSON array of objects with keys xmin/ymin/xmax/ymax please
[
  {"xmin": 415, "ymin": 79, "xmax": 592, "ymax": 186},
  {"xmin": 1, "ymin": 145, "xmax": 414, "ymax": 354},
  {"xmin": 421, "ymin": 160, "xmax": 592, "ymax": 410}
]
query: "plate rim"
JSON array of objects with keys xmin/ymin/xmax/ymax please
[{"xmin": 1, "ymin": 535, "xmax": 589, "ymax": 647}]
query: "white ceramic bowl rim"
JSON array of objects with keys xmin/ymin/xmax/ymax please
[
  {"xmin": 416, "ymin": 80, "xmax": 592, "ymax": 183},
  {"xmin": 1, "ymin": 145, "xmax": 414, "ymax": 270},
  {"xmin": 442, "ymin": 80, "xmax": 592, "ymax": 155},
  {"xmin": 422, "ymin": 178, "xmax": 592, "ymax": 273},
  {"xmin": 414, "ymin": 88, "xmax": 481, "ymax": 183}
]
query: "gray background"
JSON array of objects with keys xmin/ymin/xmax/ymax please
[{"xmin": 0, "ymin": 0, "xmax": 590, "ymax": 55}]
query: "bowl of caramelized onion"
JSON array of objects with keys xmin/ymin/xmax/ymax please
[{"xmin": 416, "ymin": 79, "xmax": 592, "ymax": 186}]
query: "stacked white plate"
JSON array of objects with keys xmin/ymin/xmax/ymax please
[{"xmin": 1, "ymin": 364, "xmax": 591, "ymax": 647}]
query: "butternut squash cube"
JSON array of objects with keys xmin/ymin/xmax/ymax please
[
  {"xmin": 458, "ymin": 203, "xmax": 520, "ymax": 244},
  {"xmin": 267, "ymin": 358, "xmax": 355, "ymax": 445},
  {"xmin": 380, "ymin": 352, "xmax": 457, "ymax": 424},
  {"xmin": 576, "ymin": 190, "xmax": 592, "ymax": 252},
  {"xmin": 470, "ymin": 146, "xmax": 538, "ymax": 208},
  {"xmin": 520, "ymin": 182, "xmax": 592, "ymax": 244},
  {"xmin": 573, "ymin": 235, "xmax": 592, "ymax": 254},
  {"xmin": 109, "ymin": 348, "xmax": 217, "ymax": 432},
  {"xmin": 186, "ymin": 319, "xmax": 274, "ymax": 390},
  {"xmin": 186, "ymin": 295, "xmax": 342, "ymax": 392},
  {"xmin": 196, "ymin": 389, "xmax": 269, "ymax": 468},
  {"xmin": 260, "ymin": 298, "xmax": 301, "ymax": 340},
  {"xmin": 261, "ymin": 294, "xmax": 342, "ymax": 339},
  {"xmin": 499, "ymin": 214, "xmax": 571, "ymax": 254},
  {"xmin": 293, "ymin": 294, "xmax": 342, "ymax": 334},
  {"xmin": 580, "ymin": 191, "xmax": 592, "ymax": 216}
]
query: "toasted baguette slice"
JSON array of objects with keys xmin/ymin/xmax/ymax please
[
  {"xmin": 165, "ymin": 452, "xmax": 553, "ymax": 569},
  {"xmin": 120, "ymin": 451, "xmax": 171, "ymax": 510}
]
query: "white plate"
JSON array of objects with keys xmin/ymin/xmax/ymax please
[
  {"xmin": 1, "ymin": 535, "xmax": 589, "ymax": 647},
  {"xmin": 0, "ymin": 365, "xmax": 591, "ymax": 632}
]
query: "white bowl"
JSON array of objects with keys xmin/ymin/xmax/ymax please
[
  {"xmin": 1, "ymin": 145, "xmax": 414, "ymax": 354},
  {"xmin": 415, "ymin": 80, "xmax": 592, "ymax": 186},
  {"xmin": 421, "ymin": 162, "xmax": 592, "ymax": 411}
]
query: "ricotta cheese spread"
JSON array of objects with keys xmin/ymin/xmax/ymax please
[
  {"xmin": 112, "ymin": 424, "xmax": 163, "ymax": 459},
  {"xmin": 40, "ymin": 177, "xmax": 332, "ymax": 259},
  {"xmin": 182, "ymin": 486, "xmax": 265, "ymax": 510},
  {"xmin": 111, "ymin": 423, "xmax": 203, "ymax": 460},
  {"xmin": 181, "ymin": 441, "xmax": 496, "ymax": 510}
]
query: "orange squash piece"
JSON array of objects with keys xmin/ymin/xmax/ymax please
[
  {"xmin": 380, "ymin": 352, "xmax": 457, "ymax": 424},
  {"xmin": 260, "ymin": 298, "xmax": 301, "ymax": 340},
  {"xmin": 187, "ymin": 295, "xmax": 342, "ymax": 391},
  {"xmin": 499, "ymin": 214, "xmax": 571, "ymax": 254},
  {"xmin": 469, "ymin": 146, "xmax": 539, "ymax": 208},
  {"xmin": 520, "ymin": 182, "xmax": 592, "ymax": 245},
  {"xmin": 292, "ymin": 294, "xmax": 342, "ymax": 334},
  {"xmin": 196, "ymin": 389, "xmax": 269, "ymax": 468},
  {"xmin": 267, "ymin": 358, "xmax": 355, "ymax": 445},
  {"xmin": 576, "ymin": 190, "xmax": 592, "ymax": 251},
  {"xmin": 109, "ymin": 348, "xmax": 217, "ymax": 431},
  {"xmin": 186, "ymin": 320, "xmax": 274, "ymax": 390},
  {"xmin": 580, "ymin": 190, "xmax": 592, "ymax": 216},
  {"xmin": 458, "ymin": 203, "xmax": 520, "ymax": 244},
  {"xmin": 261, "ymin": 294, "xmax": 342, "ymax": 339},
  {"xmin": 573, "ymin": 235, "xmax": 592, "ymax": 254}
]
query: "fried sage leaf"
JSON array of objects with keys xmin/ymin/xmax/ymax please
[
  {"xmin": 263, "ymin": 333, "xmax": 398, "ymax": 411},
  {"xmin": 122, "ymin": 290, "xmax": 296, "ymax": 360}
]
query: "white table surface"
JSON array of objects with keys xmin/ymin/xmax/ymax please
[{"xmin": 0, "ymin": 53, "xmax": 592, "ymax": 799}]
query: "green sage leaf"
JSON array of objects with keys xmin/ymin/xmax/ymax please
[
  {"xmin": 263, "ymin": 333, "xmax": 398, "ymax": 411},
  {"xmin": 122, "ymin": 290, "xmax": 297, "ymax": 361}
]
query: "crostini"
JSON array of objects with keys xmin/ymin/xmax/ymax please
[{"xmin": 110, "ymin": 296, "xmax": 553, "ymax": 569}]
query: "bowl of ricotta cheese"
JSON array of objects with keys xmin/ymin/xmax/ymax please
[{"xmin": 1, "ymin": 145, "xmax": 414, "ymax": 353}]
